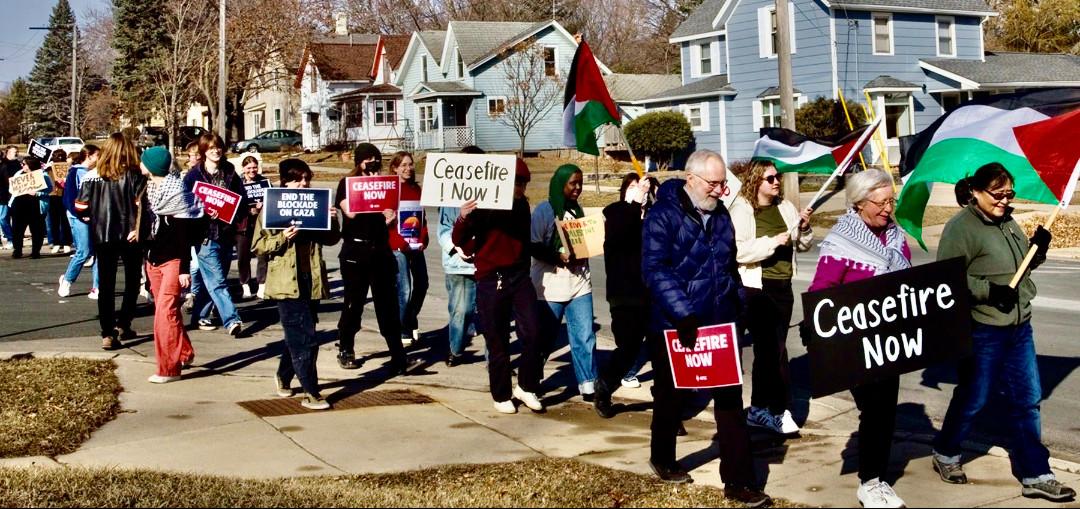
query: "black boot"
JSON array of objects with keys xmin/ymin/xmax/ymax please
[
  {"xmin": 594, "ymin": 379, "xmax": 616, "ymax": 419},
  {"xmin": 337, "ymin": 351, "xmax": 362, "ymax": 370}
]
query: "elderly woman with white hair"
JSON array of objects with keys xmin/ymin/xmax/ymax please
[{"xmin": 807, "ymin": 168, "xmax": 910, "ymax": 509}]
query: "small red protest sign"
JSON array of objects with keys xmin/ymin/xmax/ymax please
[
  {"xmin": 664, "ymin": 322, "xmax": 743, "ymax": 389},
  {"xmin": 192, "ymin": 181, "xmax": 241, "ymax": 224},
  {"xmin": 346, "ymin": 176, "xmax": 399, "ymax": 214}
]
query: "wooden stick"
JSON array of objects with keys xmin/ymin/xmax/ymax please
[
  {"xmin": 615, "ymin": 125, "xmax": 645, "ymax": 177},
  {"xmin": 806, "ymin": 116, "xmax": 883, "ymax": 211},
  {"xmin": 1009, "ymin": 206, "xmax": 1061, "ymax": 289}
]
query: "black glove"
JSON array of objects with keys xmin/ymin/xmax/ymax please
[
  {"xmin": 1030, "ymin": 225, "xmax": 1052, "ymax": 255},
  {"xmin": 799, "ymin": 320, "xmax": 815, "ymax": 347},
  {"xmin": 675, "ymin": 315, "xmax": 700, "ymax": 350},
  {"xmin": 987, "ymin": 282, "xmax": 1018, "ymax": 313}
]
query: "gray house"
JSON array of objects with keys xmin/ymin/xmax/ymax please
[{"xmin": 652, "ymin": 0, "xmax": 1080, "ymax": 165}]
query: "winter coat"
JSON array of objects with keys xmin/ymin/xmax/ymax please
[
  {"xmin": 728, "ymin": 195, "xmax": 813, "ymax": 289},
  {"xmin": 252, "ymin": 210, "xmax": 341, "ymax": 301},
  {"xmin": 602, "ymin": 200, "xmax": 647, "ymax": 307},
  {"xmin": 74, "ymin": 169, "xmax": 149, "ymax": 245},
  {"xmin": 183, "ymin": 161, "xmax": 246, "ymax": 244}
]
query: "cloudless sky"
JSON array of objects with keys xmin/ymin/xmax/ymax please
[{"xmin": 0, "ymin": 0, "xmax": 110, "ymax": 89}]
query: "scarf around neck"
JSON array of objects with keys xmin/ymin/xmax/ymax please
[
  {"xmin": 148, "ymin": 171, "xmax": 204, "ymax": 238},
  {"xmin": 819, "ymin": 209, "xmax": 910, "ymax": 275}
]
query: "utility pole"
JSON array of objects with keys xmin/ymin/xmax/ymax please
[
  {"xmin": 775, "ymin": 0, "xmax": 800, "ymax": 207},
  {"xmin": 217, "ymin": 0, "xmax": 226, "ymax": 138},
  {"xmin": 29, "ymin": 24, "xmax": 77, "ymax": 137}
]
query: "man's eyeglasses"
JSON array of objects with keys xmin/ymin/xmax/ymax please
[
  {"xmin": 986, "ymin": 189, "xmax": 1016, "ymax": 201},
  {"xmin": 693, "ymin": 173, "xmax": 728, "ymax": 191},
  {"xmin": 864, "ymin": 197, "xmax": 897, "ymax": 209}
]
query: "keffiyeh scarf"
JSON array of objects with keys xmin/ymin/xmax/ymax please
[
  {"xmin": 818, "ymin": 209, "xmax": 910, "ymax": 275},
  {"xmin": 147, "ymin": 172, "xmax": 203, "ymax": 238}
]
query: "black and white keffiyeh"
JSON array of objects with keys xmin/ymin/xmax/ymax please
[
  {"xmin": 818, "ymin": 209, "xmax": 910, "ymax": 275},
  {"xmin": 147, "ymin": 172, "xmax": 203, "ymax": 238}
]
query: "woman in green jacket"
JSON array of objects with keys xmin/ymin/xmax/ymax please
[
  {"xmin": 253, "ymin": 159, "xmax": 340, "ymax": 411},
  {"xmin": 931, "ymin": 163, "xmax": 1074, "ymax": 502}
]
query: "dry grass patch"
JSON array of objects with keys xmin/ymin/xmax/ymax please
[
  {"xmin": 1021, "ymin": 212, "xmax": 1080, "ymax": 249},
  {"xmin": 0, "ymin": 357, "xmax": 122, "ymax": 458},
  {"xmin": 0, "ymin": 458, "xmax": 799, "ymax": 508}
]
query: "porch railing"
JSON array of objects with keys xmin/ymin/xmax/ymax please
[{"xmin": 415, "ymin": 126, "xmax": 475, "ymax": 151}]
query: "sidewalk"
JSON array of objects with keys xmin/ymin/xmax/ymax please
[{"xmin": 2, "ymin": 319, "xmax": 1077, "ymax": 507}]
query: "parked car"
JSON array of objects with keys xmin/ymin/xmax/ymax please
[
  {"xmin": 177, "ymin": 126, "xmax": 207, "ymax": 148},
  {"xmin": 231, "ymin": 130, "xmax": 302, "ymax": 153},
  {"xmin": 137, "ymin": 127, "xmax": 167, "ymax": 149}
]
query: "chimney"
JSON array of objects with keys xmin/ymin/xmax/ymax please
[{"xmin": 334, "ymin": 12, "xmax": 348, "ymax": 36}]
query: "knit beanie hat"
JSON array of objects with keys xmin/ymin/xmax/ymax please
[
  {"xmin": 515, "ymin": 158, "xmax": 531, "ymax": 181},
  {"xmin": 353, "ymin": 143, "xmax": 382, "ymax": 168},
  {"xmin": 141, "ymin": 146, "xmax": 173, "ymax": 177}
]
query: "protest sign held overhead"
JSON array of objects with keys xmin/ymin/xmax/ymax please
[
  {"xmin": 27, "ymin": 139, "xmax": 52, "ymax": 163},
  {"xmin": 398, "ymin": 200, "xmax": 424, "ymax": 249},
  {"xmin": 801, "ymin": 257, "xmax": 972, "ymax": 398},
  {"xmin": 9, "ymin": 170, "xmax": 48, "ymax": 197},
  {"xmin": 346, "ymin": 176, "xmax": 399, "ymax": 214},
  {"xmin": 555, "ymin": 215, "xmax": 605, "ymax": 258},
  {"xmin": 419, "ymin": 153, "xmax": 517, "ymax": 210},
  {"xmin": 192, "ymin": 181, "xmax": 242, "ymax": 224},
  {"xmin": 264, "ymin": 188, "xmax": 332, "ymax": 230},
  {"xmin": 244, "ymin": 180, "xmax": 272, "ymax": 202},
  {"xmin": 664, "ymin": 323, "xmax": 743, "ymax": 389}
]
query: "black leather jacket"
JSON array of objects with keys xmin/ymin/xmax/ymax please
[{"xmin": 74, "ymin": 169, "xmax": 150, "ymax": 245}]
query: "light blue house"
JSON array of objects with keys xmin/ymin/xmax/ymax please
[
  {"xmin": 394, "ymin": 20, "xmax": 603, "ymax": 152},
  {"xmin": 639, "ymin": 0, "xmax": 1080, "ymax": 165}
]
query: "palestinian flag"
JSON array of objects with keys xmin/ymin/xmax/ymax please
[
  {"xmin": 896, "ymin": 88, "xmax": 1080, "ymax": 249},
  {"xmin": 751, "ymin": 119, "xmax": 880, "ymax": 175},
  {"xmin": 563, "ymin": 41, "xmax": 619, "ymax": 156}
]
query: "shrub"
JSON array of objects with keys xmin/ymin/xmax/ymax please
[
  {"xmin": 624, "ymin": 111, "xmax": 694, "ymax": 171},
  {"xmin": 795, "ymin": 97, "xmax": 867, "ymax": 139}
]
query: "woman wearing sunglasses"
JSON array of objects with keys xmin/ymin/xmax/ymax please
[
  {"xmin": 729, "ymin": 160, "xmax": 813, "ymax": 436},
  {"xmin": 929, "ymin": 163, "xmax": 1073, "ymax": 502}
]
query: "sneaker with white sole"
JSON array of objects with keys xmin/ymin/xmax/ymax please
[
  {"xmin": 83, "ymin": 256, "xmax": 94, "ymax": 267},
  {"xmin": 401, "ymin": 336, "xmax": 414, "ymax": 348},
  {"xmin": 57, "ymin": 276, "xmax": 71, "ymax": 297},
  {"xmin": 493, "ymin": 400, "xmax": 517, "ymax": 414},
  {"xmin": 746, "ymin": 406, "xmax": 784, "ymax": 434},
  {"xmin": 148, "ymin": 374, "xmax": 181, "ymax": 384},
  {"xmin": 198, "ymin": 319, "xmax": 217, "ymax": 331},
  {"xmin": 512, "ymin": 385, "xmax": 544, "ymax": 412},
  {"xmin": 241, "ymin": 285, "xmax": 252, "ymax": 300},
  {"xmin": 51, "ymin": 245, "xmax": 61, "ymax": 254},
  {"xmin": 139, "ymin": 287, "xmax": 150, "ymax": 301},
  {"xmin": 301, "ymin": 394, "xmax": 330, "ymax": 410},
  {"xmin": 227, "ymin": 322, "xmax": 244, "ymax": 338},
  {"xmin": 857, "ymin": 479, "xmax": 906, "ymax": 508},
  {"xmin": 777, "ymin": 409, "xmax": 801, "ymax": 434},
  {"xmin": 256, "ymin": 284, "xmax": 265, "ymax": 299},
  {"xmin": 63, "ymin": 246, "xmax": 71, "ymax": 254},
  {"xmin": 275, "ymin": 376, "xmax": 295, "ymax": 398},
  {"xmin": 621, "ymin": 376, "xmax": 641, "ymax": 389},
  {"xmin": 87, "ymin": 288, "xmax": 99, "ymax": 300},
  {"xmin": 1022, "ymin": 478, "xmax": 1076, "ymax": 502},
  {"xmin": 183, "ymin": 293, "xmax": 194, "ymax": 311}
]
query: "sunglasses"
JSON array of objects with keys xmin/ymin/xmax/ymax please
[
  {"xmin": 764, "ymin": 174, "xmax": 780, "ymax": 184},
  {"xmin": 986, "ymin": 189, "xmax": 1016, "ymax": 201}
]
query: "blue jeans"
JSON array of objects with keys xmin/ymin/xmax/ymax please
[
  {"xmin": 40, "ymin": 199, "xmax": 53, "ymax": 245},
  {"xmin": 277, "ymin": 297, "xmax": 321, "ymax": 398},
  {"xmin": 0, "ymin": 204, "xmax": 13, "ymax": 244},
  {"xmin": 933, "ymin": 321, "xmax": 1051, "ymax": 481},
  {"xmin": 63, "ymin": 212, "xmax": 98, "ymax": 288},
  {"xmin": 544, "ymin": 294, "xmax": 598, "ymax": 386},
  {"xmin": 192, "ymin": 239, "xmax": 240, "ymax": 328},
  {"xmin": 445, "ymin": 273, "xmax": 477, "ymax": 356},
  {"xmin": 394, "ymin": 250, "xmax": 429, "ymax": 338}
]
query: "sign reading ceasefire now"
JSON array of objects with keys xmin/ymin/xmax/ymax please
[
  {"xmin": 419, "ymin": 153, "xmax": 517, "ymax": 210},
  {"xmin": 192, "ymin": 181, "xmax": 242, "ymax": 224},
  {"xmin": 346, "ymin": 176, "xmax": 399, "ymax": 214},
  {"xmin": 664, "ymin": 322, "xmax": 743, "ymax": 389}
]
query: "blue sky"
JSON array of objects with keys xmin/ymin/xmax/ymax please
[{"xmin": 0, "ymin": 0, "xmax": 109, "ymax": 89}]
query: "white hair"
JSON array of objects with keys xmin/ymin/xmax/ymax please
[
  {"xmin": 685, "ymin": 149, "xmax": 725, "ymax": 176},
  {"xmin": 845, "ymin": 169, "xmax": 894, "ymax": 207}
]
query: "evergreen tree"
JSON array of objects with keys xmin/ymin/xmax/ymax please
[
  {"xmin": 25, "ymin": 0, "xmax": 83, "ymax": 137},
  {"xmin": 112, "ymin": 0, "xmax": 168, "ymax": 123}
]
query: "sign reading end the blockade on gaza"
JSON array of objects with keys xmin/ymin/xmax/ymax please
[
  {"xmin": 192, "ymin": 181, "xmax": 242, "ymax": 224},
  {"xmin": 801, "ymin": 257, "xmax": 972, "ymax": 398},
  {"xmin": 664, "ymin": 322, "xmax": 743, "ymax": 389},
  {"xmin": 263, "ymin": 188, "xmax": 331, "ymax": 230},
  {"xmin": 419, "ymin": 153, "xmax": 517, "ymax": 210}
]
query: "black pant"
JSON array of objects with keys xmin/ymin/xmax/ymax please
[
  {"xmin": 747, "ymin": 279, "xmax": 795, "ymax": 413},
  {"xmin": 475, "ymin": 268, "xmax": 543, "ymax": 402},
  {"xmin": 11, "ymin": 197, "xmax": 45, "ymax": 257},
  {"xmin": 648, "ymin": 331, "xmax": 756, "ymax": 488},
  {"xmin": 599, "ymin": 304, "xmax": 649, "ymax": 393},
  {"xmin": 96, "ymin": 241, "xmax": 144, "ymax": 337},
  {"xmin": 48, "ymin": 196, "xmax": 71, "ymax": 247},
  {"xmin": 850, "ymin": 376, "xmax": 900, "ymax": 482},
  {"xmin": 336, "ymin": 255, "xmax": 404, "ymax": 364}
]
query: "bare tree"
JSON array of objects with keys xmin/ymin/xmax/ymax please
[
  {"xmin": 495, "ymin": 42, "xmax": 565, "ymax": 155},
  {"xmin": 148, "ymin": 0, "xmax": 216, "ymax": 152},
  {"xmin": 81, "ymin": 5, "xmax": 117, "ymax": 79}
]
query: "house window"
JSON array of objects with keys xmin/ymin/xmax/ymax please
[
  {"xmin": 758, "ymin": 7, "xmax": 795, "ymax": 58},
  {"xmin": 938, "ymin": 92, "xmax": 962, "ymax": 113},
  {"xmin": 936, "ymin": 16, "xmax": 955, "ymax": 57},
  {"xmin": 309, "ymin": 112, "xmax": 320, "ymax": 135},
  {"xmin": 761, "ymin": 98, "xmax": 782, "ymax": 129},
  {"xmin": 872, "ymin": 14, "xmax": 893, "ymax": 55},
  {"xmin": 487, "ymin": 97, "xmax": 507, "ymax": 117},
  {"xmin": 770, "ymin": 10, "xmax": 779, "ymax": 57},
  {"xmin": 699, "ymin": 42, "xmax": 712, "ymax": 75},
  {"xmin": 374, "ymin": 100, "xmax": 396, "ymax": 125},
  {"xmin": 254, "ymin": 111, "xmax": 265, "ymax": 130},
  {"xmin": 422, "ymin": 55, "xmax": 429, "ymax": 82},
  {"xmin": 309, "ymin": 69, "xmax": 317, "ymax": 93},
  {"xmin": 418, "ymin": 104, "xmax": 436, "ymax": 132},
  {"xmin": 274, "ymin": 108, "xmax": 282, "ymax": 129},
  {"xmin": 688, "ymin": 105, "xmax": 703, "ymax": 129},
  {"xmin": 456, "ymin": 49, "xmax": 464, "ymax": 78},
  {"xmin": 344, "ymin": 101, "xmax": 363, "ymax": 128},
  {"xmin": 543, "ymin": 47, "xmax": 557, "ymax": 77},
  {"xmin": 883, "ymin": 93, "xmax": 914, "ymax": 139}
]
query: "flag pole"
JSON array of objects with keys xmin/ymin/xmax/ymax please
[
  {"xmin": 806, "ymin": 116, "xmax": 882, "ymax": 211},
  {"xmin": 615, "ymin": 125, "xmax": 645, "ymax": 177},
  {"xmin": 837, "ymin": 89, "xmax": 868, "ymax": 171},
  {"xmin": 1008, "ymin": 158, "xmax": 1080, "ymax": 288}
]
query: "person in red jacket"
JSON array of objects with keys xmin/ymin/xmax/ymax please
[
  {"xmin": 386, "ymin": 151, "xmax": 429, "ymax": 346},
  {"xmin": 452, "ymin": 158, "xmax": 544, "ymax": 415}
]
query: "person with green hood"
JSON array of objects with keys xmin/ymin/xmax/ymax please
[{"xmin": 530, "ymin": 164, "xmax": 598, "ymax": 400}]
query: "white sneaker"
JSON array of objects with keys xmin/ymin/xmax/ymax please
[
  {"xmin": 777, "ymin": 409, "xmax": 801, "ymax": 434},
  {"xmin": 83, "ymin": 256, "xmax": 94, "ymax": 268},
  {"xmin": 275, "ymin": 376, "xmax": 294, "ymax": 398},
  {"xmin": 493, "ymin": 400, "xmax": 517, "ymax": 414},
  {"xmin": 51, "ymin": 245, "xmax": 61, "ymax": 254},
  {"xmin": 621, "ymin": 376, "xmax": 641, "ymax": 389},
  {"xmin": 746, "ymin": 406, "xmax": 784, "ymax": 434},
  {"xmin": 63, "ymin": 246, "xmax": 71, "ymax": 254},
  {"xmin": 57, "ymin": 275, "xmax": 71, "ymax": 298},
  {"xmin": 148, "ymin": 374, "xmax": 181, "ymax": 384},
  {"xmin": 87, "ymin": 288, "xmax": 99, "ymax": 300},
  {"xmin": 579, "ymin": 380, "xmax": 595, "ymax": 398},
  {"xmin": 1, "ymin": 243, "xmax": 11, "ymax": 251},
  {"xmin": 140, "ymin": 286, "xmax": 151, "ymax": 302},
  {"xmin": 242, "ymin": 285, "xmax": 253, "ymax": 299},
  {"xmin": 401, "ymin": 336, "xmax": 414, "ymax": 348},
  {"xmin": 183, "ymin": 293, "xmax": 195, "ymax": 311},
  {"xmin": 412, "ymin": 329, "xmax": 419, "ymax": 341},
  {"xmin": 301, "ymin": 394, "xmax": 330, "ymax": 410},
  {"xmin": 857, "ymin": 479, "xmax": 906, "ymax": 508},
  {"xmin": 256, "ymin": 284, "xmax": 265, "ymax": 299},
  {"xmin": 512, "ymin": 385, "xmax": 544, "ymax": 412}
]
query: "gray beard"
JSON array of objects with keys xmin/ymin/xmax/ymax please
[{"xmin": 686, "ymin": 185, "xmax": 718, "ymax": 212}]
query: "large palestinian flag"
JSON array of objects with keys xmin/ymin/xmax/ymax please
[
  {"xmin": 896, "ymin": 88, "xmax": 1080, "ymax": 249},
  {"xmin": 563, "ymin": 41, "xmax": 619, "ymax": 156},
  {"xmin": 751, "ymin": 119, "xmax": 879, "ymax": 175}
]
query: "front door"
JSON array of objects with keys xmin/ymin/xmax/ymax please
[{"xmin": 444, "ymin": 99, "xmax": 470, "ymax": 127}]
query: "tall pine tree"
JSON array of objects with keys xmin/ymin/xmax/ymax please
[
  {"xmin": 112, "ymin": 0, "xmax": 168, "ymax": 123},
  {"xmin": 25, "ymin": 0, "xmax": 84, "ymax": 137}
]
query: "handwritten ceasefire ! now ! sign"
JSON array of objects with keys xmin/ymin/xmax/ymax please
[{"xmin": 420, "ymin": 153, "xmax": 518, "ymax": 210}]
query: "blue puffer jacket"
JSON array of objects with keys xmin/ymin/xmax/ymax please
[{"xmin": 642, "ymin": 179, "xmax": 742, "ymax": 334}]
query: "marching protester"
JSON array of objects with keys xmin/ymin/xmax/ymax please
[
  {"xmin": 58, "ymin": 146, "xmax": 100, "ymax": 299},
  {"xmin": 641, "ymin": 149, "xmax": 771, "ymax": 507},
  {"xmin": 182, "ymin": 140, "xmax": 203, "ymax": 310},
  {"xmin": 930, "ymin": 163, "xmax": 1075, "ymax": 501},
  {"xmin": 730, "ymin": 160, "xmax": 813, "ymax": 435},
  {"xmin": 594, "ymin": 172, "xmax": 654, "ymax": 418},
  {"xmin": 0, "ymin": 146, "xmax": 19, "ymax": 249},
  {"xmin": 236, "ymin": 155, "xmax": 268, "ymax": 300},
  {"xmin": 9, "ymin": 156, "xmax": 52, "ymax": 259},
  {"xmin": 140, "ymin": 147, "xmax": 206, "ymax": 384},
  {"xmin": 438, "ymin": 145, "xmax": 482, "ymax": 367},
  {"xmin": 46, "ymin": 149, "xmax": 73, "ymax": 254},
  {"xmin": 254, "ymin": 159, "xmax": 341, "ymax": 410},
  {"xmin": 75, "ymin": 133, "xmax": 148, "ymax": 350},
  {"xmin": 184, "ymin": 132, "xmax": 246, "ymax": 337},
  {"xmin": 807, "ymin": 168, "xmax": 910, "ymax": 508},
  {"xmin": 387, "ymin": 151, "xmax": 429, "ymax": 347},
  {"xmin": 530, "ymin": 164, "xmax": 598, "ymax": 401},
  {"xmin": 334, "ymin": 143, "xmax": 416, "ymax": 374},
  {"xmin": 452, "ymin": 158, "xmax": 545, "ymax": 414}
]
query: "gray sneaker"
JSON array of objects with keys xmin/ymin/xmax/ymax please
[
  {"xmin": 1022, "ymin": 479, "xmax": 1076, "ymax": 502},
  {"xmin": 932, "ymin": 456, "xmax": 967, "ymax": 484}
]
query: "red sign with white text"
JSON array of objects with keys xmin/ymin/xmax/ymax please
[
  {"xmin": 192, "ymin": 181, "xmax": 241, "ymax": 224},
  {"xmin": 664, "ymin": 322, "xmax": 743, "ymax": 389},
  {"xmin": 346, "ymin": 176, "xmax": 400, "ymax": 214}
]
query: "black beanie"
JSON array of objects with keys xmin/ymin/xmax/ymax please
[{"xmin": 353, "ymin": 143, "xmax": 381, "ymax": 168}]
